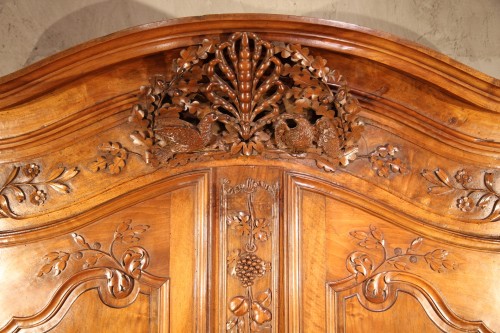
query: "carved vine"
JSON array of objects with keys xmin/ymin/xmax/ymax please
[
  {"xmin": 0, "ymin": 163, "xmax": 78, "ymax": 218},
  {"xmin": 126, "ymin": 32, "xmax": 364, "ymax": 172},
  {"xmin": 339, "ymin": 225, "xmax": 455, "ymax": 304},
  {"xmin": 37, "ymin": 220, "xmax": 151, "ymax": 299},
  {"xmin": 422, "ymin": 168, "xmax": 500, "ymax": 222},
  {"xmin": 224, "ymin": 178, "xmax": 277, "ymax": 332}
]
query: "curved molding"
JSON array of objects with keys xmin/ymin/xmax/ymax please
[
  {"xmin": 286, "ymin": 172, "xmax": 500, "ymax": 251},
  {"xmin": 328, "ymin": 272, "xmax": 493, "ymax": 333},
  {"xmin": 0, "ymin": 170, "xmax": 209, "ymax": 246},
  {"xmin": 0, "ymin": 15, "xmax": 497, "ymax": 162},
  {"xmin": 327, "ymin": 224, "xmax": 493, "ymax": 333},
  {"xmin": 0, "ymin": 15, "xmax": 497, "ymax": 110},
  {"xmin": 0, "ymin": 269, "xmax": 166, "ymax": 333},
  {"xmin": 1, "ymin": 219, "xmax": 168, "ymax": 333}
]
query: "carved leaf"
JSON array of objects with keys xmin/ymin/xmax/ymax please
[
  {"xmin": 84, "ymin": 253, "xmax": 104, "ymax": 268},
  {"xmin": 387, "ymin": 260, "xmax": 409, "ymax": 271},
  {"xmin": 58, "ymin": 167, "xmax": 79, "ymax": 182},
  {"xmin": 72, "ymin": 233, "xmax": 91, "ymax": 249},
  {"xmin": 116, "ymin": 219, "xmax": 132, "ymax": 233},
  {"xmin": 434, "ymin": 168, "xmax": 452, "ymax": 187},
  {"xmin": 89, "ymin": 156, "xmax": 108, "ymax": 172},
  {"xmin": 484, "ymin": 173, "xmax": 495, "ymax": 192},
  {"xmin": 350, "ymin": 230, "xmax": 368, "ymax": 240},
  {"xmin": 48, "ymin": 182, "xmax": 70, "ymax": 194},
  {"xmin": 0, "ymin": 194, "xmax": 14, "ymax": 218},
  {"xmin": 347, "ymin": 251, "xmax": 374, "ymax": 282},
  {"xmin": 477, "ymin": 193, "xmax": 496, "ymax": 209},
  {"xmin": 485, "ymin": 200, "xmax": 500, "ymax": 222},
  {"xmin": 108, "ymin": 157, "xmax": 126, "ymax": 174},
  {"xmin": 46, "ymin": 167, "xmax": 65, "ymax": 182},
  {"xmin": 10, "ymin": 185, "xmax": 25, "ymax": 202},
  {"xmin": 226, "ymin": 316, "xmax": 239, "ymax": 331},
  {"xmin": 408, "ymin": 237, "xmax": 423, "ymax": 253},
  {"xmin": 4, "ymin": 166, "xmax": 20, "ymax": 185},
  {"xmin": 427, "ymin": 186, "xmax": 454, "ymax": 195},
  {"xmin": 369, "ymin": 225, "xmax": 384, "ymax": 243},
  {"xmin": 255, "ymin": 288, "xmax": 272, "ymax": 308}
]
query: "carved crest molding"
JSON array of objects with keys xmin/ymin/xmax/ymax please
[{"xmin": 126, "ymin": 31, "xmax": 364, "ymax": 172}]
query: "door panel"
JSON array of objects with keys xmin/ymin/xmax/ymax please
[{"xmin": 1, "ymin": 14, "xmax": 498, "ymax": 333}]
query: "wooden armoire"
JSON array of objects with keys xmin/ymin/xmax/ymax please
[{"xmin": 0, "ymin": 14, "xmax": 498, "ymax": 332}]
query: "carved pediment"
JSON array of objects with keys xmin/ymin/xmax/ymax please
[{"xmin": 127, "ymin": 31, "xmax": 364, "ymax": 171}]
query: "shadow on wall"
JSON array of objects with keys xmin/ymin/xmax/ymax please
[
  {"xmin": 25, "ymin": 0, "xmax": 172, "ymax": 67},
  {"xmin": 26, "ymin": 1, "xmax": 439, "ymax": 67},
  {"xmin": 304, "ymin": 7, "xmax": 438, "ymax": 51}
]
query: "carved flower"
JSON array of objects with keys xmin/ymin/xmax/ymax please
[
  {"xmin": 23, "ymin": 163, "xmax": 40, "ymax": 178},
  {"xmin": 455, "ymin": 170, "xmax": 472, "ymax": 185},
  {"xmin": 457, "ymin": 196, "xmax": 474, "ymax": 212},
  {"xmin": 30, "ymin": 190, "xmax": 47, "ymax": 205}
]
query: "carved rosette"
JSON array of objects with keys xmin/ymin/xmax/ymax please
[
  {"xmin": 222, "ymin": 179, "xmax": 279, "ymax": 332},
  {"xmin": 128, "ymin": 32, "xmax": 364, "ymax": 171}
]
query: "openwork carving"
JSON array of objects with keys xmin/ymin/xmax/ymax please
[
  {"xmin": 0, "ymin": 163, "xmax": 78, "ymax": 218},
  {"xmin": 128, "ymin": 32, "xmax": 364, "ymax": 171},
  {"xmin": 422, "ymin": 168, "xmax": 500, "ymax": 222},
  {"xmin": 223, "ymin": 178, "xmax": 278, "ymax": 332},
  {"xmin": 329, "ymin": 225, "xmax": 493, "ymax": 332}
]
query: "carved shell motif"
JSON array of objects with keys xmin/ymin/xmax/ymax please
[{"xmin": 128, "ymin": 31, "xmax": 364, "ymax": 171}]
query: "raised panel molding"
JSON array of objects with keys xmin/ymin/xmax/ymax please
[
  {"xmin": 0, "ymin": 14, "xmax": 498, "ymax": 333},
  {"xmin": 327, "ymin": 225, "xmax": 492, "ymax": 333}
]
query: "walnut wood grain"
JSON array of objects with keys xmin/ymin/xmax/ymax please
[{"xmin": 0, "ymin": 14, "xmax": 498, "ymax": 333}]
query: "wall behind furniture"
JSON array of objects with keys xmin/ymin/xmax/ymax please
[{"xmin": 0, "ymin": 0, "xmax": 498, "ymax": 79}]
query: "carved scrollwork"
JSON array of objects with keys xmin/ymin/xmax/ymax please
[
  {"xmin": 127, "ymin": 32, "xmax": 364, "ymax": 172},
  {"xmin": 0, "ymin": 163, "xmax": 78, "ymax": 218},
  {"xmin": 1, "ymin": 220, "xmax": 165, "ymax": 332},
  {"xmin": 422, "ymin": 168, "xmax": 500, "ymax": 222},
  {"xmin": 329, "ymin": 225, "xmax": 493, "ymax": 333},
  {"xmin": 36, "ymin": 219, "xmax": 152, "ymax": 299},
  {"xmin": 223, "ymin": 178, "xmax": 278, "ymax": 332}
]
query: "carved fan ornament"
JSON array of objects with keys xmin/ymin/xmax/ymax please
[{"xmin": 127, "ymin": 32, "xmax": 364, "ymax": 171}]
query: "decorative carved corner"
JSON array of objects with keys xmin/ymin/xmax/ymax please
[
  {"xmin": 1, "ymin": 220, "xmax": 167, "ymax": 332},
  {"xmin": 422, "ymin": 168, "xmax": 500, "ymax": 222},
  {"xmin": 0, "ymin": 163, "xmax": 79, "ymax": 218},
  {"xmin": 328, "ymin": 225, "xmax": 493, "ymax": 333},
  {"xmin": 222, "ymin": 178, "xmax": 279, "ymax": 332}
]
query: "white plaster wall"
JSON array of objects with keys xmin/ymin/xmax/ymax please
[{"xmin": 0, "ymin": 0, "xmax": 498, "ymax": 78}]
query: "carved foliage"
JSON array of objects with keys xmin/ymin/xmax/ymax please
[
  {"xmin": 37, "ymin": 220, "xmax": 150, "ymax": 299},
  {"xmin": 0, "ymin": 163, "xmax": 78, "ymax": 218},
  {"xmin": 224, "ymin": 178, "xmax": 278, "ymax": 332},
  {"xmin": 128, "ymin": 32, "xmax": 364, "ymax": 171},
  {"xmin": 422, "ymin": 168, "xmax": 500, "ymax": 222},
  {"xmin": 342, "ymin": 225, "xmax": 455, "ymax": 304}
]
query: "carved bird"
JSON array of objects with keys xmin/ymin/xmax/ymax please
[
  {"xmin": 274, "ymin": 116, "xmax": 316, "ymax": 153},
  {"xmin": 154, "ymin": 113, "xmax": 219, "ymax": 160},
  {"xmin": 315, "ymin": 118, "xmax": 341, "ymax": 159}
]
